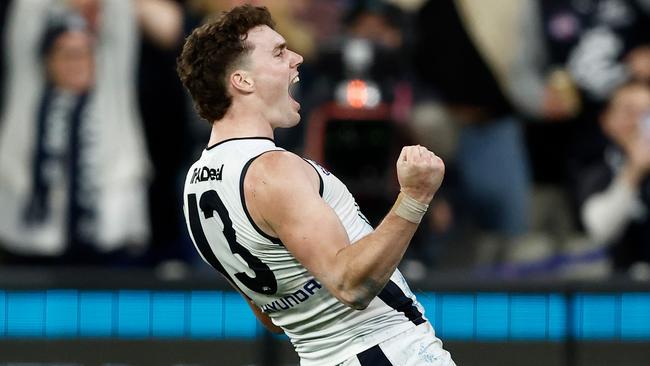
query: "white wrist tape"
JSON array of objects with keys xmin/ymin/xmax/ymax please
[{"xmin": 394, "ymin": 192, "xmax": 429, "ymax": 224}]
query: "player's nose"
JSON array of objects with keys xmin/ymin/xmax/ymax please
[{"xmin": 290, "ymin": 50, "xmax": 303, "ymax": 69}]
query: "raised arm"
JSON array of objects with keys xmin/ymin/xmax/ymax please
[
  {"xmin": 135, "ymin": 0, "xmax": 183, "ymax": 50},
  {"xmin": 245, "ymin": 146, "xmax": 444, "ymax": 310}
]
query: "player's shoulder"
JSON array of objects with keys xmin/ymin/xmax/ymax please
[
  {"xmin": 245, "ymin": 150, "xmax": 318, "ymax": 194},
  {"xmin": 252, "ymin": 150, "xmax": 306, "ymax": 172}
]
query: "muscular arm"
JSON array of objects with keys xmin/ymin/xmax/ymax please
[{"xmin": 245, "ymin": 146, "xmax": 444, "ymax": 310}]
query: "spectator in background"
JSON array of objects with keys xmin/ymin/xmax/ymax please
[
  {"xmin": 578, "ymin": 81, "xmax": 650, "ymax": 273},
  {"xmin": 564, "ymin": 0, "xmax": 649, "ymax": 111},
  {"xmin": 413, "ymin": 0, "xmax": 532, "ymax": 271},
  {"xmin": 503, "ymin": 0, "xmax": 591, "ymax": 277},
  {"xmin": 0, "ymin": 1, "xmax": 151, "ymax": 265},
  {"xmin": 534, "ymin": 0, "xmax": 650, "ymax": 216},
  {"xmin": 486, "ymin": 0, "xmax": 649, "ymax": 278},
  {"xmin": 508, "ymin": 0, "xmax": 581, "ymax": 122},
  {"xmin": 136, "ymin": 0, "xmax": 199, "ymax": 266}
]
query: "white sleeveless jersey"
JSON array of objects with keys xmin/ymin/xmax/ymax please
[{"xmin": 183, "ymin": 137, "xmax": 428, "ymax": 365}]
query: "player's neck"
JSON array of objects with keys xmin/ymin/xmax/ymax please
[{"xmin": 208, "ymin": 107, "xmax": 274, "ymax": 146}]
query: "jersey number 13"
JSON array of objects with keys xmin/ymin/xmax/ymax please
[{"xmin": 187, "ymin": 190, "xmax": 278, "ymax": 295}]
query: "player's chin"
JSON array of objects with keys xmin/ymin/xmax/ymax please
[
  {"xmin": 287, "ymin": 104, "xmax": 301, "ymax": 124},
  {"xmin": 275, "ymin": 113, "xmax": 301, "ymax": 129},
  {"xmin": 287, "ymin": 113, "xmax": 301, "ymax": 126}
]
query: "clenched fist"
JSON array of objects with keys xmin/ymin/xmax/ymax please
[{"xmin": 396, "ymin": 145, "xmax": 445, "ymax": 204}]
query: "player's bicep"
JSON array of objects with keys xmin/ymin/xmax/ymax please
[
  {"xmin": 273, "ymin": 189, "xmax": 351, "ymax": 283},
  {"xmin": 252, "ymin": 154, "xmax": 351, "ymax": 290}
]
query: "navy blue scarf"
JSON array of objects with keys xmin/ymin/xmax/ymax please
[{"xmin": 23, "ymin": 84, "xmax": 94, "ymax": 246}]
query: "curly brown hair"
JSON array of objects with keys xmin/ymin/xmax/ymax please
[{"xmin": 177, "ymin": 5, "xmax": 275, "ymax": 123}]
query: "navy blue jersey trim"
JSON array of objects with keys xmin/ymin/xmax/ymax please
[
  {"xmin": 378, "ymin": 280, "xmax": 425, "ymax": 325},
  {"xmin": 302, "ymin": 158, "xmax": 324, "ymax": 197},
  {"xmin": 239, "ymin": 151, "xmax": 284, "ymax": 245},
  {"xmin": 357, "ymin": 345, "xmax": 393, "ymax": 366},
  {"xmin": 206, "ymin": 137, "xmax": 274, "ymax": 151}
]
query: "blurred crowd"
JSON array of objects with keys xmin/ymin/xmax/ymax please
[{"xmin": 0, "ymin": 0, "xmax": 648, "ymax": 281}]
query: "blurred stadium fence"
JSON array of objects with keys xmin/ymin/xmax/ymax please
[{"xmin": 0, "ymin": 267, "xmax": 649, "ymax": 365}]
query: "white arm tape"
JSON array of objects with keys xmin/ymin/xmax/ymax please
[{"xmin": 394, "ymin": 192, "xmax": 429, "ymax": 224}]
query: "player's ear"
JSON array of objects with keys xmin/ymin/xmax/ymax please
[{"xmin": 231, "ymin": 69, "xmax": 254, "ymax": 93}]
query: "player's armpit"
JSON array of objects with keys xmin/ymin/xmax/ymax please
[
  {"xmin": 231, "ymin": 282, "xmax": 284, "ymax": 334},
  {"xmin": 244, "ymin": 294, "xmax": 284, "ymax": 334}
]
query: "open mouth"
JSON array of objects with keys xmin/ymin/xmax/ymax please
[{"xmin": 289, "ymin": 75, "xmax": 300, "ymax": 100}]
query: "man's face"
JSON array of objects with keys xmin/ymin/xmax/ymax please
[
  {"xmin": 46, "ymin": 30, "xmax": 95, "ymax": 93},
  {"xmin": 602, "ymin": 85, "xmax": 650, "ymax": 148},
  {"xmin": 244, "ymin": 25, "xmax": 303, "ymax": 128}
]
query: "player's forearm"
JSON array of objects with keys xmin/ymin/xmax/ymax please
[{"xmin": 333, "ymin": 210, "xmax": 419, "ymax": 310}]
